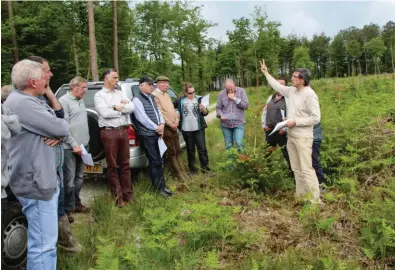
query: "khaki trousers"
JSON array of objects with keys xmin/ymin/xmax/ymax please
[{"xmin": 287, "ymin": 136, "xmax": 320, "ymax": 201}]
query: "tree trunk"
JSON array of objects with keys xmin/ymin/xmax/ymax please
[
  {"xmin": 88, "ymin": 0, "xmax": 99, "ymax": 81},
  {"xmin": 391, "ymin": 40, "xmax": 395, "ymax": 74},
  {"xmin": 358, "ymin": 60, "xmax": 362, "ymax": 75},
  {"xmin": 8, "ymin": 0, "xmax": 19, "ymax": 63},
  {"xmin": 198, "ymin": 44, "xmax": 203, "ymax": 91},
  {"xmin": 112, "ymin": 0, "xmax": 119, "ymax": 75},
  {"xmin": 72, "ymin": 34, "xmax": 80, "ymax": 75}
]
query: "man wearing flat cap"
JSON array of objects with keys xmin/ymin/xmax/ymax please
[
  {"xmin": 152, "ymin": 76, "xmax": 188, "ymax": 181},
  {"xmin": 131, "ymin": 76, "xmax": 175, "ymax": 198}
]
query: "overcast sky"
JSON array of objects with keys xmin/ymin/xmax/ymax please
[{"xmin": 197, "ymin": 1, "xmax": 395, "ymax": 41}]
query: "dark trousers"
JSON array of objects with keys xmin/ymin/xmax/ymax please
[
  {"xmin": 312, "ymin": 141, "xmax": 325, "ymax": 184},
  {"xmin": 265, "ymin": 130, "xmax": 291, "ymax": 169},
  {"xmin": 101, "ymin": 128, "xmax": 132, "ymax": 202},
  {"xmin": 63, "ymin": 147, "xmax": 86, "ymax": 213},
  {"xmin": 137, "ymin": 134, "xmax": 166, "ymax": 191},
  {"xmin": 182, "ymin": 129, "xmax": 210, "ymax": 173}
]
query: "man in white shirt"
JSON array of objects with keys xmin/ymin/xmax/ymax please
[
  {"xmin": 94, "ymin": 69, "xmax": 134, "ymax": 207},
  {"xmin": 260, "ymin": 59, "xmax": 321, "ymax": 203}
]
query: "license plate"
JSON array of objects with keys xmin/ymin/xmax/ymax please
[{"xmin": 84, "ymin": 163, "xmax": 103, "ymax": 174}]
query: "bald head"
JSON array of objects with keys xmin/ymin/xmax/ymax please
[
  {"xmin": 1, "ymin": 85, "xmax": 13, "ymax": 102},
  {"xmin": 224, "ymin": 79, "xmax": 236, "ymax": 93}
]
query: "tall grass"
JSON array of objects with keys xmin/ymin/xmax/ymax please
[{"xmin": 59, "ymin": 75, "xmax": 395, "ymax": 269}]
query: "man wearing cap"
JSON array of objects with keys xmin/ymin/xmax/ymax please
[
  {"xmin": 131, "ymin": 76, "xmax": 175, "ymax": 198},
  {"xmin": 94, "ymin": 69, "xmax": 134, "ymax": 208},
  {"xmin": 152, "ymin": 76, "xmax": 188, "ymax": 181}
]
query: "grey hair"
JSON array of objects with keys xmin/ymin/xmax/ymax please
[
  {"xmin": 11, "ymin": 60, "xmax": 44, "ymax": 90},
  {"xmin": 1, "ymin": 85, "xmax": 13, "ymax": 102},
  {"xmin": 69, "ymin": 76, "xmax": 87, "ymax": 89}
]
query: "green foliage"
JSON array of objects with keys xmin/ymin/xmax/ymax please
[
  {"xmin": 360, "ymin": 181, "xmax": 395, "ymax": 259},
  {"xmin": 293, "ymin": 46, "xmax": 315, "ymax": 71}
]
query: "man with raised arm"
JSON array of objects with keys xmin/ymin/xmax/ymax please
[{"xmin": 260, "ymin": 59, "xmax": 321, "ymax": 203}]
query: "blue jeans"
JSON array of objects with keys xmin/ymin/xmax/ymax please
[
  {"xmin": 17, "ymin": 183, "xmax": 59, "ymax": 270},
  {"xmin": 221, "ymin": 125, "xmax": 245, "ymax": 153}
]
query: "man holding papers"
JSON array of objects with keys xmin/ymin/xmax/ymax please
[
  {"xmin": 260, "ymin": 60, "xmax": 321, "ymax": 203},
  {"xmin": 60, "ymin": 76, "xmax": 91, "ymax": 217},
  {"xmin": 132, "ymin": 76, "xmax": 175, "ymax": 198},
  {"xmin": 152, "ymin": 76, "xmax": 188, "ymax": 181}
]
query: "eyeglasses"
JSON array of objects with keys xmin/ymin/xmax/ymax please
[
  {"xmin": 187, "ymin": 91, "xmax": 195, "ymax": 95},
  {"xmin": 147, "ymin": 82, "xmax": 153, "ymax": 86}
]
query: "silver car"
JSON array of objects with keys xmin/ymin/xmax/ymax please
[{"xmin": 55, "ymin": 79, "xmax": 185, "ymax": 174}]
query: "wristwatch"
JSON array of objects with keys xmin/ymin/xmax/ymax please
[{"xmin": 112, "ymin": 105, "xmax": 116, "ymax": 111}]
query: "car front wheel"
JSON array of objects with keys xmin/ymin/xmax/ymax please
[{"xmin": 1, "ymin": 201, "xmax": 27, "ymax": 270}]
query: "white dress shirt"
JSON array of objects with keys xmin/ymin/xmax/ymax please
[{"xmin": 94, "ymin": 87, "xmax": 134, "ymax": 128}]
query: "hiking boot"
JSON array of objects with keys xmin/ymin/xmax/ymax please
[
  {"xmin": 75, "ymin": 204, "xmax": 91, "ymax": 213},
  {"xmin": 58, "ymin": 215, "xmax": 82, "ymax": 253}
]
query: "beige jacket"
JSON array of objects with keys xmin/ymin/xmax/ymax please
[
  {"xmin": 265, "ymin": 74, "xmax": 321, "ymax": 139},
  {"xmin": 152, "ymin": 89, "xmax": 179, "ymax": 127}
]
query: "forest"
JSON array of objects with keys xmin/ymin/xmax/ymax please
[{"xmin": 1, "ymin": 1, "xmax": 395, "ymax": 92}]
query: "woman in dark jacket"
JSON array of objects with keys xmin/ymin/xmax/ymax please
[{"xmin": 176, "ymin": 83, "xmax": 212, "ymax": 175}]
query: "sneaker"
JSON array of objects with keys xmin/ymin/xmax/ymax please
[
  {"xmin": 164, "ymin": 187, "xmax": 176, "ymax": 195},
  {"xmin": 204, "ymin": 171, "xmax": 216, "ymax": 178},
  {"xmin": 75, "ymin": 204, "xmax": 91, "ymax": 213},
  {"xmin": 160, "ymin": 190, "xmax": 172, "ymax": 198}
]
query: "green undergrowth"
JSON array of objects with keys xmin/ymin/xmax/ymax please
[{"xmin": 59, "ymin": 75, "xmax": 395, "ymax": 269}]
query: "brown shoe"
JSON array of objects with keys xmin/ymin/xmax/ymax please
[
  {"xmin": 66, "ymin": 212, "xmax": 75, "ymax": 223},
  {"xmin": 116, "ymin": 201, "xmax": 126, "ymax": 208},
  {"xmin": 75, "ymin": 204, "xmax": 91, "ymax": 213}
]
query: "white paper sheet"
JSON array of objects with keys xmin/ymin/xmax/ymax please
[
  {"xmin": 280, "ymin": 110, "xmax": 285, "ymax": 121},
  {"xmin": 80, "ymin": 144, "xmax": 94, "ymax": 166},
  {"xmin": 268, "ymin": 120, "xmax": 288, "ymax": 136},
  {"xmin": 158, "ymin": 138, "xmax": 167, "ymax": 157},
  {"xmin": 201, "ymin": 94, "xmax": 210, "ymax": 108}
]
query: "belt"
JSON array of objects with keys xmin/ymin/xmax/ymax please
[{"xmin": 101, "ymin": 126, "xmax": 128, "ymax": 130}]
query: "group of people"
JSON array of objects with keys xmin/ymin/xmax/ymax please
[
  {"xmin": 0, "ymin": 59, "xmax": 218, "ymax": 269},
  {"xmin": 1, "ymin": 57, "xmax": 94, "ymax": 269},
  {"xmin": 215, "ymin": 61, "xmax": 325, "ymax": 203},
  {"xmin": 1, "ymin": 54, "xmax": 325, "ymax": 269}
]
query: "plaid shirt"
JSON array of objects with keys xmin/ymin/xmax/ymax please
[{"xmin": 216, "ymin": 87, "xmax": 249, "ymax": 128}]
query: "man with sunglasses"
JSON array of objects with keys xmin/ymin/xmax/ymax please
[
  {"xmin": 94, "ymin": 69, "xmax": 134, "ymax": 208},
  {"xmin": 132, "ymin": 76, "xmax": 175, "ymax": 198},
  {"xmin": 260, "ymin": 60, "xmax": 321, "ymax": 203}
]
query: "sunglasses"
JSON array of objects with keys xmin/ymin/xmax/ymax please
[{"xmin": 187, "ymin": 91, "xmax": 195, "ymax": 95}]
